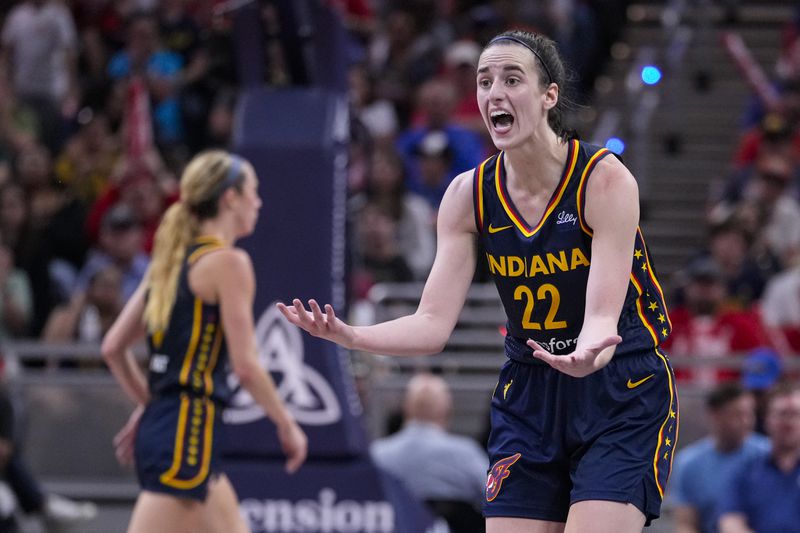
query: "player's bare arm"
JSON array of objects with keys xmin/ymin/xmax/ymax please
[
  {"xmin": 529, "ymin": 156, "xmax": 638, "ymax": 376},
  {"xmin": 278, "ymin": 169, "xmax": 477, "ymax": 356}
]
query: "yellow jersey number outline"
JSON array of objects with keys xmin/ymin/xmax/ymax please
[{"xmin": 513, "ymin": 283, "xmax": 567, "ymax": 330}]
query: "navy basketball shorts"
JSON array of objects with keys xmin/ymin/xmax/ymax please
[
  {"xmin": 484, "ymin": 348, "xmax": 679, "ymax": 525},
  {"xmin": 135, "ymin": 393, "xmax": 223, "ymax": 501}
]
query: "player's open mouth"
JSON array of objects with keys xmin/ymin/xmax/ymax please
[{"xmin": 491, "ymin": 110, "xmax": 514, "ymax": 133}]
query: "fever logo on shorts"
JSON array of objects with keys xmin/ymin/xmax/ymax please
[{"xmin": 486, "ymin": 453, "xmax": 522, "ymax": 502}]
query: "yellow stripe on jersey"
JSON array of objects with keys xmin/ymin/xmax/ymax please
[
  {"xmin": 638, "ymin": 229, "xmax": 672, "ymax": 331},
  {"xmin": 159, "ymin": 394, "xmax": 190, "ymax": 485},
  {"xmin": 203, "ymin": 327, "xmax": 223, "ymax": 395},
  {"xmin": 188, "ymin": 243, "xmax": 225, "ymax": 265},
  {"xmin": 575, "ymin": 147, "xmax": 611, "ymax": 237},
  {"xmin": 652, "ymin": 349, "xmax": 679, "ymax": 499},
  {"xmin": 160, "ymin": 398, "xmax": 215, "ymax": 490},
  {"xmin": 194, "ymin": 235, "xmax": 225, "ymax": 245},
  {"xmin": 630, "ymin": 275, "xmax": 659, "ymax": 345},
  {"xmin": 476, "ymin": 158, "xmax": 488, "ymax": 231},
  {"xmin": 178, "ymin": 298, "xmax": 203, "ymax": 385}
]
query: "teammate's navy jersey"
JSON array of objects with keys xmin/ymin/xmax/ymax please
[
  {"xmin": 146, "ymin": 236, "xmax": 233, "ymax": 404},
  {"xmin": 473, "ymin": 139, "xmax": 672, "ymax": 359}
]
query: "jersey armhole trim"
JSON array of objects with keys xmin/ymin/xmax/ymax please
[
  {"xmin": 473, "ymin": 158, "xmax": 489, "ymax": 233},
  {"xmin": 576, "ymin": 148, "xmax": 613, "ymax": 237}
]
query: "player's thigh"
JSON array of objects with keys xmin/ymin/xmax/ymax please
[
  {"xmin": 564, "ymin": 500, "xmax": 645, "ymax": 533},
  {"xmin": 487, "ymin": 517, "xmax": 565, "ymax": 533},
  {"xmin": 127, "ymin": 490, "xmax": 201, "ymax": 533},
  {"xmin": 199, "ymin": 474, "xmax": 250, "ymax": 533}
]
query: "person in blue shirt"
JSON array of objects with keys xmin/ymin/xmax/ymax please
[
  {"xmin": 107, "ymin": 12, "xmax": 184, "ymax": 145},
  {"xmin": 370, "ymin": 373, "xmax": 489, "ymax": 507},
  {"xmin": 669, "ymin": 383, "xmax": 769, "ymax": 533},
  {"xmin": 719, "ymin": 383, "xmax": 800, "ymax": 533}
]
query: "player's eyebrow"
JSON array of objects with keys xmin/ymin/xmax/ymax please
[{"xmin": 477, "ymin": 64, "xmax": 526, "ymax": 75}]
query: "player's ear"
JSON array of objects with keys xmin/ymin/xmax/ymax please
[{"xmin": 543, "ymin": 83, "xmax": 558, "ymax": 111}]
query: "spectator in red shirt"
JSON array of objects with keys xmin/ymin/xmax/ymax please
[{"xmin": 664, "ymin": 258, "xmax": 772, "ymax": 385}]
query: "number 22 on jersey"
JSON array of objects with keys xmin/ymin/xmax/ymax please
[{"xmin": 514, "ymin": 283, "xmax": 567, "ymax": 330}]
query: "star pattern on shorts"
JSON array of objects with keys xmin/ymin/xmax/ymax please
[
  {"xmin": 648, "ymin": 301, "xmax": 658, "ymax": 311},
  {"xmin": 658, "ymin": 313, "xmax": 666, "ymax": 324}
]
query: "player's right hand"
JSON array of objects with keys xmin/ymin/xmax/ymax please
[
  {"xmin": 278, "ymin": 420, "xmax": 308, "ymax": 474},
  {"xmin": 276, "ymin": 299, "xmax": 355, "ymax": 349},
  {"xmin": 113, "ymin": 404, "xmax": 144, "ymax": 467}
]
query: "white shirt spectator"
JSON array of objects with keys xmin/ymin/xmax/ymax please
[
  {"xmin": 760, "ymin": 265, "xmax": 800, "ymax": 329},
  {"xmin": 1, "ymin": 1, "xmax": 77, "ymax": 100}
]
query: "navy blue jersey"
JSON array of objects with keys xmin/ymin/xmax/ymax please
[
  {"xmin": 473, "ymin": 140, "xmax": 672, "ymax": 359},
  {"xmin": 146, "ymin": 236, "xmax": 233, "ymax": 405}
]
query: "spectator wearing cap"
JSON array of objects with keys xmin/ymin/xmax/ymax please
[
  {"xmin": 669, "ymin": 383, "xmax": 770, "ymax": 533},
  {"xmin": 74, "ymin": 204, "xmax": 149, "ymax": 302},
  {"xmin": 662, "ymin": 257, "xmax": 772, "ymax": 385},
  {"xmin": 397, "ymin": 78, "xmax": 484, "ymax": 206},
  {"xmin": 719, "ymin": 383, "xmax": 800, "ymax": 533},
  {"xmin": 741, "ymin": 348, "xmax": 784, "ymax": 434}
]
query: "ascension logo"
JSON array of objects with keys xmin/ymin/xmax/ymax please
[{"xmin": 223, "ymin": 303, "xmax": 342, "ymax": 425}]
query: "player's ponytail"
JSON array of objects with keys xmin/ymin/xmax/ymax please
[
  {"xmin": 144, "ymin": 202, "xmax": 197, "ymax": 333},
  {"xmin": 143, "ymin": 150, "xmax": 245, "ymax": 333}
]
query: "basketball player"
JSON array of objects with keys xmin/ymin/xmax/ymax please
[
  {"xmin": 279, "ymin": 30, "xmax": 677, "ymax": 533},
  {"xmin": 103, "ymin": 151, "xmax": 307, "ymax": 533}
]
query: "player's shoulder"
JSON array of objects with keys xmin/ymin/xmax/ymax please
[{"xmin": 195, "ymin": 246, "xmax": 253, "ymax": 273}]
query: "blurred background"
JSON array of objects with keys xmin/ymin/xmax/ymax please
[{"xmin": 0, "ymin": 0, "xmax": 797, "ymax": 532}]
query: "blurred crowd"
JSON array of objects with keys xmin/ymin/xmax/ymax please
[
  {"xmin": 0, "ymin": 1, "xmax": 797, "ymax": 532},
  {"xmin": 0, "ymin": 0, "xmax": 630, "ymax": 352},
  {"xmin": 662, "ymin": 5, "xmax": 800, "ymax": 389}
]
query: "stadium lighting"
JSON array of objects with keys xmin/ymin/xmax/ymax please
[
  {"xmin": 605, "ymin": 137, "xmax": 626, "ymax": 155},
  {"xmin": 641, "ymin": 66, "xmax": 662, "ymax": 85}
]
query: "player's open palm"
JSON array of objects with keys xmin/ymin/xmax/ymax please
[
  {"xmin": 527, "ymin": 335, "xmax": 622, "ymax": 378},
  {"xmin": 277, "ymin": 299, "xmax": 354, "ymax": 348}
]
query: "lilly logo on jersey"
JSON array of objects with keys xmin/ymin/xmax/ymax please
[
  {"xmin": 486, "ymin": 453, "xmax": 522, "ymax": 502},
  {"xmin": 223, "ymin": 303, "xmax": 342, "ymax": 426},
  {"xmin": 556, "ymin": 210, "xmax": 578, "ymax": 226}
]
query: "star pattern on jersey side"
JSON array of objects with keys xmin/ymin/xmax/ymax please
[
  {"xmin": 634, "ymin": 249, "xmax": 643, "ymax": 259},
  {"xmin": 641, "ymin": 263, "xmax": 647, "ymax": 273},
  {"xmin": 648, "ymin": 301, "xmax": 658, "ymax": 311},
  {"xmin": 662, "ymin": 328, "xmax": 668, "ymax": 337},
  {"xmin": 658, "ymin": 313, "xmax": 666, "ymax": 324}
]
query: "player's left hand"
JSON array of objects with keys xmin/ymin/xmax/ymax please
[{"xmin": 527, "ymin": 335, "xmax": 622, "ymax": 378}]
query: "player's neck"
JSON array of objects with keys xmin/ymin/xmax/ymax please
[
  {"xmin": 503, "ymin": 129, "xmax": 568, "ymax": 192},
  {"xmin": 197, "ymin": 220, "xmax": 235, "ymax": 246}
]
